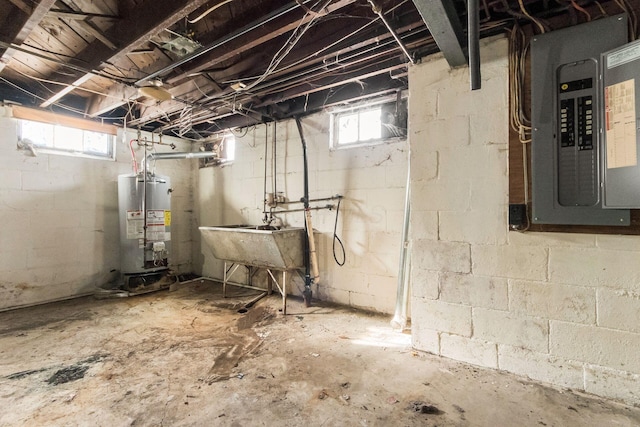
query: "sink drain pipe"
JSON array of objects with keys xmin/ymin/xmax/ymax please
[{"xmin": 295, "ymin": 117, "xmax": 314, "ymax": 306}]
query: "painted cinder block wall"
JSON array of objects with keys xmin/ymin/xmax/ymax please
[
  {"xmin": 0, "ymin": 107, "xmax": 196, "ymax": 310},
  {"xmin": 409, "ymin": 35, "xmax": 640, "ymax": 404},
  {"xmin": 196, "ymin": 116, "xmax": 408, "ymax": 313}
]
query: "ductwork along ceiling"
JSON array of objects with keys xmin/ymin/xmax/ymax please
[{"xmin": 0, "ymin": 0, "xmax": 637, "ymax": 140}]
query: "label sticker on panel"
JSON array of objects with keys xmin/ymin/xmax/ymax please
[
  {"xmin": 126, "ymin": 210, "xmax": 144, "ymax": 239},
  {"xmin": 147, "ymin": 210, "xmax": 165, "ymax": 225},
  {"xmin": 605, "ymin": 79, "xmax": 637, "ymax": 169}
]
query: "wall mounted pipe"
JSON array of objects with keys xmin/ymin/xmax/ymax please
[
  {"xmin": 263, "ymin": 124, "xmax": 269, "ymax": 223},
  {"xmin": 272, "ymin": 121, "xmax": 277, "ymax": 206},
  {"xmin": 278, "ymin": 195, "xmax": 343, "ymax": 205},
  {"xmin": 468, "ymin": 0, "xmax": 481, "ymax": 90},
  {"xmin": 141, "ymin": 150, "xmax": 217, "ymax": 172},
  {"xmin": 391, "ymin": 156, "xmax": 411, "ymax": 331},
  {"xmin": 264, "ymin": 204, "xmax": 335, "ymax": 214},
  {"xmin": 294, "ymin": 116, "xmax": 313, "ymax": 306}
]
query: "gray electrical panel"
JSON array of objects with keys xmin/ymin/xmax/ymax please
[
  {"xmin": 531, "ymin": 14, "xmax": 630, "ymax": 225},
  {"xmin": 602, "ymin": 39, "xmax": 640, "ymax": 208}
]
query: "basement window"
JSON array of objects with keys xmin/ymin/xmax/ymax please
[
  {"xmin": 199, "ymin": 134, "xmax": 235, "ymax": 168},
  {"xmin": 329, "ymin": 97, "xmax": 407, "ymax": 149},
  {"xmin": 18, "ymin": 119, "xmax": 115, "ymax": 160}
]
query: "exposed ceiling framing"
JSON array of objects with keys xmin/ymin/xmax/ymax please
[
  {"xmin": 0, "ymin": 0, "xmax": 637, "ymax": 140},
  {"xmin": 0, "ymin": 0, "xmax": 57, "ymax": 73}
]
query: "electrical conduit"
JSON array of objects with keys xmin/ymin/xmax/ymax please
[
  {"xmin": 391, "ymin": 157, "xmax": 411, "ymax": 331},
  {"xmin": 295, "ymin": 117, "xmax": 315, "ymax": 306}
]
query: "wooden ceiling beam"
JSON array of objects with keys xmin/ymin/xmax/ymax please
[
  {"xmin": 0, "ymin": 0, "xmax": 57, "ymax": 73},
  {"xmin": 89, "ymin": 0, "xmax": 357, "ymax": 117},
  {"xmin": 124, "ymin": 16, "xmax": 420, "ymax": 127},
  {"xmin": 163, "ymin": 0, "xmax": 358, "ymax": 86},
  {"xmin": 6, "ymin": 0, "xmax": 31, "ymax": 14},
  {"xmin": 39, "ymin": 0, "xmax": 213, "ymax": 108},
  {"xmin": 47, "ymin": 10, "xmax": 119, "ymax": 21}
]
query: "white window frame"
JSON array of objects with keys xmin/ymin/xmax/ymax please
[
  {"xmin": 329, "ymin": 94, "xmax": 407, "ymax": 150},
  {"xmin": 17, "ymin": 119, "xmax": 116, "ymax": 161}
]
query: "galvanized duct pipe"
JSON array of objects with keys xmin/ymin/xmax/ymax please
[
  {"xmin": 142, "ymin": 150, "xmax": 217, "ymax": 172},
  {"xmin": 146, "ymin": 151, "xmax": 217, "ymax": 161}
]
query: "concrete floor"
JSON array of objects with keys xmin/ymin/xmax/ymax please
[{"xmin": 1, "ymin": 280, "xmax": 639, "ymax": 427}]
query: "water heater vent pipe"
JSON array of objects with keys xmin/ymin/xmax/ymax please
[{"xmin": 141, "ymin": 150, "xmax": 218, "ymax": 172}]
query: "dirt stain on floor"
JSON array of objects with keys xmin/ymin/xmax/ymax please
[
  {"xmin": 47, "ymin": 365, "xmax": 90, "ymax": 385},
  {"xmin": 7, "ymin": 353, "xmax": 109, "ymax": 386},
  {"xmin": 205, "ymin": 306, "xmax": 275, "ymax": 384},
  {"xmin": 2, "ymin": 282, "xmax": 640, "ymax": 427}
]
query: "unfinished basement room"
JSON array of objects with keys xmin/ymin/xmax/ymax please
[{"xmin": 2, "ymin": 0, "xmax": 640, "ymax": 425}]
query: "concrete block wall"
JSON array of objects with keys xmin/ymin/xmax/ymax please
[
  {"xmin": 197, "ymin": 115, "xmax": 408, "ymax": 313},
  {"xmin": 0, "ymin": 107, "xmax": 196, "ymax": 310},
  {"xmin": 409, "ymin": 36, "xmax": 640, "ymax": 404}
]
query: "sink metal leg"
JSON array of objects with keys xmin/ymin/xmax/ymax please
[
  {"xmin": 223, "ymin": 262, "xmax": 241, "ymax": 298},
  {"xmin": 223, "ymin": 262, "xmax": 228, "ymax": 297},
  {"xmin": 282, "ymin": 270, "xmax": 287, "ymax": 315},
  {"xmin": 266, "ymin": 269, "xmax": 288, "ymax": 315}
]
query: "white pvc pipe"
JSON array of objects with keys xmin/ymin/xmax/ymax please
[{"xmin": 391, "ymin": 157, "xmax": 411, "ymax": 331}]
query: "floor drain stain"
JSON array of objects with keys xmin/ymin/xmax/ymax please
[
  {"xmin": 47, "ymin": 365, "xmax": 89, "ymax": 385},
  {"xmin": 45, "ymin": 353, "xmax": 109, "ymax": 385},
  {"xmin": 407, "ymin": 401, "xmax": 442, "ymax": 415}
]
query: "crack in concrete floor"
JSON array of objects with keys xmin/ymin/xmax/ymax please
[{"xmin": 0, "ymin": 280, "xmax": 639, "ymax": 426}]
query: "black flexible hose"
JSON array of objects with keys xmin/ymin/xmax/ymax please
[{"xmin": 332, "ymin": 198, "xmax": 345, "ymax": 266}]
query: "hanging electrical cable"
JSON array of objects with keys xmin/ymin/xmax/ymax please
[
  {"xmin": 516, "ymin": 0, "xmax": 546, "ymax": 33},
  {"xmin": 508, "ymin": 22, "xmax": 532, "ymax": 231},
  {"xmin": 129, "ymin": 139, "xmax": 139, "ymax": 175},
  {"xmin": 332, "ymin": 197, "xmax": 346, "ymax": 266},
  {"xmin": 188, "ymin": 0, "xmax": 236, "ymax": 23},
  {"xmin": 236, "ymin": 0, "xmax": 333, "ymax": 93},
  {"xmin": 509, "ymin": 23, "xmax": 531, "ymax": 144}
]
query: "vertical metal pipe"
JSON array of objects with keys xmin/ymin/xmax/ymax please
[
  {"xmin": 391, "ymin": 156, "xmax": 411, "ymax": 330},
  {"xmin": 468, "ymin": 0, "xmax": 481, "ymax": 90},
  {"xmin": 142, "ymin": 136, "xmax": 148, "ymax": 268},
  {"xmin": 272, "ymin": 121, "xmax": 277, "ymax": 203},
  {"xmin": 263, "ymin": 124, "xmax": 269, "ymax": 222},
  {"xmin": 295, "ymin": 116, "xmax": 312, "ymax": 306}
]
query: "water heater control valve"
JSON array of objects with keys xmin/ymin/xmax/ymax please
[{"xmin": 152, "ymin": 242, "xmax": 166, "ymax": 253}]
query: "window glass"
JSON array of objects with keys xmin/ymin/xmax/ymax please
[
  {"xmin": 54, "ymin": 125, "xmax": 83, "ymax": 151},
  {"xmin": 19, "ymin": 119, "xmax": 114, "ymax": 160},
  {"xmin": 21, "ymin": 120, "xmax": 53, "ymax": 148},
  {"xmin": 84, "ymin": 131, "xmax": 110, "ymax": 155},
  {"xmin": 198, "ymin": 134, "xmax": 235, "ymax": 168},
  {"xmin": 330, "ymin": 98, "xmax": 406, "ymax": 149},
  {"xmin": 338, "ymin": 113, "xmax": 359, "ymax": 144},
  {"xmin": 359, "ymin": 109, "xmax": 382, "ymax": 141},
  {"xmin": 223, "ymin": 135, "xmax": 236, "ymax": 162}
]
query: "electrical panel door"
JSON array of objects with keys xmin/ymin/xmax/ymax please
[
  {"xmin": 602, "ymin": 39, "xmax": 640, "ymax": 208},
  {"xmin": 531, "ymin": 14, "xmax": 630, "ymax": 225}
]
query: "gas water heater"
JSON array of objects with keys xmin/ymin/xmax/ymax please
[{"xmin": 118, "ymin": 173, "xmax": 172, "ymax": 282}]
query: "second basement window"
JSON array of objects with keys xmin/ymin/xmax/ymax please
[{"xmin": 330, "ymin": 98, "xmax": 407, "ymax": 149}]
